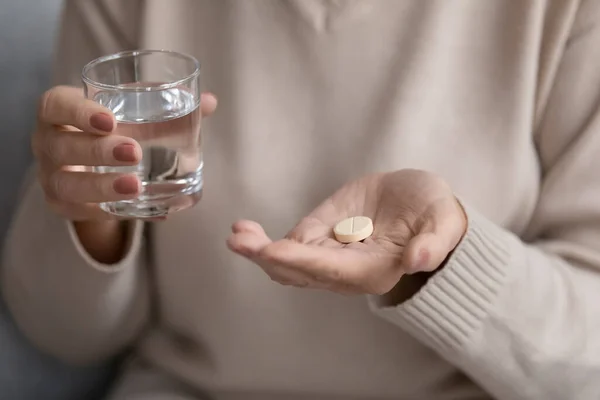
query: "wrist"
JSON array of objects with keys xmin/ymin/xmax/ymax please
[{"xmin": 73, "ymin": 220, "xmax": 130, "ymax": 264}]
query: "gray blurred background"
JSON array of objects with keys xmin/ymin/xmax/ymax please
[
  {"xmin": 0, "ymin": 0, "xmax": 59, "ymax": 234},
  {"xmin": 0, "ymin": 1, "xmax": 115, "ymax": 398}
]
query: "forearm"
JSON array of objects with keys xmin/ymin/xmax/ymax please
[
  {"xmin": 73, "ymin": 220, "xmax": 130, "ymax": 264},
  {"xmin": 1, "ymin": 179, "xmax": 149, "ymax": 365}
]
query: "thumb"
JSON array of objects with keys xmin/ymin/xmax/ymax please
[
  {"xmin": 403, "ymin": 199, "xmax": 467, "ymax": 273},
  {"xmin": 403, "ymin": 232, "xmax": 451, "ymax": 273}
]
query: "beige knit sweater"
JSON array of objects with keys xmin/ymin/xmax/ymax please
[{"xmin": 3, "ymin": 1, "xmax": 600, "ymax": 399}]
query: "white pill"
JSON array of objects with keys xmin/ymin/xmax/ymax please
[{"xmin": 333, "ymin": 216, "xmax": 374, "ymax": 243}]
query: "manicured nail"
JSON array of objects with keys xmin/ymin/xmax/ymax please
[
  {"xmin": 113, "ymin": 177, "xmax": 139, "ymax": 195},
  {"xmin": 90, "ymin": 113, "xmax": 114, "ymax": 132},
  {"xmin": 113, "ymin": 144, "xmax": 138, "ymax": 162}
]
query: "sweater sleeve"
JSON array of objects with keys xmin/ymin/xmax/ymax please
[
  {"xmin": 1, "ymin": 0, "xmax": 150, "ymax": 365},
  {"xmin": 369, "ymin": 1, "xmax": 600, "ymax": 399}
]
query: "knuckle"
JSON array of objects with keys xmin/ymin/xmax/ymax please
[
  {"xmin": 32, "ymin": 128, "xmax": 68, "ymax": 166},
  {"xmin": 47, "ymin": 171, "xmax": 71, "ymax": 201},
  {"xmin": 90, "ymin": 137, "xmax": 109, "ymax": 164},
  {"xmin": 91, "ymin": 175, "xmax": 113, "ymax": 198},
  {"xmin": 44, "ymin": 136, "xmax": 65, "ymax": 165},
  {"xmin": 73, "ymin": 103, "xmax": 90, "ymax": 128},
  {"xmin": 49, "ymin": 173, "xmax": 65, "ymax": 201},
  {"xmin": 37, "ymin": 89, "xmax": 56, "ymax": 122}
]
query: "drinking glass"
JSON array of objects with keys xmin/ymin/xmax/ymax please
[{"xmin": 82, "ymin": 50, "xmax": 203, "ymax": 218}]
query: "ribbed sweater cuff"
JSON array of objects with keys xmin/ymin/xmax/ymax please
[{"xmin": 369, "ymin": 204, "xmax": 521, "ymax": 359}]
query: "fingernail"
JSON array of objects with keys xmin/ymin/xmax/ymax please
[
  {"xmin": 90, "ymin": 113, "xmax": 114, "ymax": 132},
  {"xmin": 113, "ymin": 144, "xmax": 138, "ymax": 162},
  {"xmin": 113, "ymin": 177, "xmax": 139, "ymax": 195}
]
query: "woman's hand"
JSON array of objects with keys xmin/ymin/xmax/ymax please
[
  {"xmin": 31, "ymin": 86, "xmax": 217, "ymax": 263},
  {"xmin": 227, "ymin": 169, "xmax": 467, "ymax": 295},
  {"xmin": 32, "ymin": 86, "xmax": 218, "ymax": 221}
]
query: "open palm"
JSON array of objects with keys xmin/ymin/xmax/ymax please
[{"xmin": 227, "ymin": 169, "xmax": 466, "ymax": 295}]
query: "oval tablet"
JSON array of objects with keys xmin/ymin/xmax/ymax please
[{"xmin": 333, "ymin": 216, "xmax": 374, "ymax": 243}]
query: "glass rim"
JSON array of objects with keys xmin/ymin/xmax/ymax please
[{"xmin": 82, "ymin": 49, "xmax": 201, "ymax": 92}]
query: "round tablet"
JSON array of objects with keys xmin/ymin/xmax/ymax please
[{"xmin": 333, "ymin": 216, "xmax": 374, "ymax": 243}]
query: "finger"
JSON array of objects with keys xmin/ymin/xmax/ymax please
[
  {"xmin": 227, "ymin": 226, "xmax": 316, "ymax": 286},
  {"xmin": 43, "ymin": 171, "xmax": 140, "ymax": 203},
  {"xmin": 403, "ymin": 199, "xmax": 467, "ymax": 273},
  {"xmin": 37, "ymin": 129, "xmax": 142, "ymax": 166},
  {"xmin": 227, "ymin": 230, "xmax": 271, "ymax": 256},
  {"xmin": 231, "ymin": 220, "xmax": 266, "ymax": 236},
  {"xmin": 200, "ymin": 92, "xmax": 218, "ymax": 117},
  {"xmin": 228, "ymin": 220, "xmax": 272, "ymax": 256},
  {"xmin": 402, "ymin": 233, "xmax": 449, "ymax": 274},
  {"xmin": 38, "ymin": 86, "xmax": 115, "ymax": 134}
]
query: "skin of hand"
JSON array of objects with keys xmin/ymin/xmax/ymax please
[
  {"xmin": 31, "ymin": 86, "xmax": 217, "ymax": 263},
  {"xmin": 227, "ymin": 169, "xmax": 468, "ymax": 295}
]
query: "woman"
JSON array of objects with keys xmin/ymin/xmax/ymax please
[{"xmin": 3, "ymin": 0, "xmax": 600, "ymax": 399}]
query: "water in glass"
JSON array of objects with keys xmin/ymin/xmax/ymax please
[{"xmin": 94, "ymin": 86, "xmax": 203, "ymax": 218}]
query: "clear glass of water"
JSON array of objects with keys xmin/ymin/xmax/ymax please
[{"xmin": 82, "ymin": 50, "xmax": 203, "ymax": 218}]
